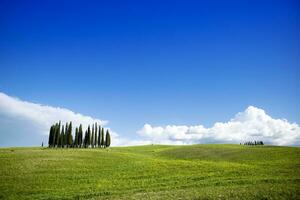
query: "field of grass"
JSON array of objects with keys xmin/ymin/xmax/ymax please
[{"xmin": 0, "ymin": 144, "xmax": 299, "ymax": 199}]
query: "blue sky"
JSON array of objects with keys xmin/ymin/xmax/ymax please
[{"xmin": 0, "ymin": 0, "xmax": 299, "ymax": 146}]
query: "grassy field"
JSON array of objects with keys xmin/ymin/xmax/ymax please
[{"xmin": 0, "ymin": 144, "xmax": 299, "ymax": 200}]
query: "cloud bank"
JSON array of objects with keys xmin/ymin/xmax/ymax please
[
  {"xmin": 138, "ymin": 106, "xmax": 300, "ymax": 146},
  {"xmin": 0, "ymin": 92, "xmax": 299, "ymax": 147}
]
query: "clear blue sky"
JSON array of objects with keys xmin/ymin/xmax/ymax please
[{"xmin": 0, "ymin": 0, "xmax": 299, "ymax": 141}]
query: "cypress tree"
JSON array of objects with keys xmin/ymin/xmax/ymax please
[
  {"xmin": 105, "ymin": 129, "xmax": 111, "ymax": 148},
  {"xmin": 95, "ymin": 123, "xmax": 98, "ymax": 147},
  {"xmin": 52, "ymin": 123, "xmax": 57, "ymax": 147},
  {"xmin": 79, "ymin": 124, "xmax": 83, "ymax": 148},
  {"xmin": 85, "ymin": 126, "xmax": 88, "ymax": 148},
  {"xmin": 83, "ymin": 130, "xmax": 87, "ymax": 148},
  {"xmin": 61, "ymin": 125, "xmax": 65, "ymax": 148},
  {"xmin": 48, "ymin": 125, "xmax": 54, "ymax": 147},
  {"xmin": 57, "ymin": 124, "xmax": 62, "ymax": 148},
  {"xmin": 91, "ymin": 124, "xmax": 94, "ymax": 148},
  {"xmin": 57, "ymin": 131, "xmax": 61, "ymax": 147},
  {"xmin": 51, "ymin": 125, "xmax": 54, "ymax": 147},
  {"xmin": 79, "ymin": 128, "xmax": 81, "ymax": 147},
  {"xmin": 85, "ymin": 130, "xmax": 88, "ymax": 148},
  {"xmin": 52, "ymin": 123, "xmax": 57, "ymax": 148},
  {"xmin": 51, "ymin": 124, "xmax": 55, "ymax": 147},
  {"xmin": 87, "ymin": 125, "xmax": 91, "ymax": 147},
  {"xmin": 97, "ymin": 125, "xmax": 101, "ymax": 148},
  {"xmin": 55, "ymin": 121, "xmax": 61, "ymax": 147},
  {"xmin": 101, "ymin": 127, "xmax": 105, "ymax": 148},
  {"xmin": 75, "ymin": 127, "xmax": 78, "ymax": 148},
  {"xmin": 65, "ymin": 122, "xmax": 69, "ymax": 147},
  {"xmin": 68, "ymin": 122, "xmax": 73, "ymax": 147}
]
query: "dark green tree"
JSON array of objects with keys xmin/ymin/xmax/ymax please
[
  {"xmin": 91, "ymin": 124, "xmax": 94, "ymax": 148},
  {"xmin": 105, "ymin": 129, "xmax": 111, "ymax": 148},
  {"xmin": 61, "ymin": 125, "xmax": 65, "ymax": 148},
  {"xmin": 87, "ymin": 125, "xmax": 91, "ymax": 147},
  {"xmin": 55, "ymin": 121, "xmax": 61, "ymax": 147},
  {"xmin": 68, "ymin": 122, "xmax": 73, "ymax": 147},
  {"xmin": 79, "ymin": 124, "xmax": 83, "ymax": 148},
  {"xmin": 94, "ymin": 123, "xmax": 97, "ymax": 147},
  {"xmin": 86, "ymin": 129, "xmax": 89, "ymax": 148},
  {"xmin": 101, "ymin": 127, "xmax": 105, "ymax": 147},
  {"xmin": 52, "ymin": 123, "xmax": 57, "ymax": 147},
  {"xmin": 57, "ymin": 128, "xmax": 62, "ymax": 147},
  {"xmin": 65, "ymin": 122, "xmax": 69, "ymax": 147},
  {"xmin": 83, "ymin": 130, "xmax": 87, "ymax": 148},
  {"xmin": 75, "ymin": 127, "xmax": 79, "ymax": 148},
  {"xmin": 48, "ymin": 125, "xmax": 53, "ymax": 147},
  {"xmin": 97, "ymin": 125, "xmax": 101, "ymax": 148}
]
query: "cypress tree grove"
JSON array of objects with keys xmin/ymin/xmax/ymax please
[
  {"xmin": 105, "ymin": 129, "xmax": 111, "ymax": 148},
  {"xmin": 47, "ymin": 121, "xmax": 111, "ymax": 148}
]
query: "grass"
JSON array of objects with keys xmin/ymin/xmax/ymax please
[{"xmin": 0, "ymin": 144, "xmax": 299, "ymax": 199}]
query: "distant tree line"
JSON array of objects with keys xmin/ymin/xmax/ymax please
[
  {"xmin": 48, "ymin": 121, "xmax": 111, "ymax": 148},
  {"xmin": 243, "ymin": 141, "xmax": 264, "ymax": 146}
]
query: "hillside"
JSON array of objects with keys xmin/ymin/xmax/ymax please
[{"xmin": 0, "ymin": 145, "xmax": 299, "ymax": 199}]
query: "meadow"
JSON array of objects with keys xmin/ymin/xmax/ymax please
[{"xmin": 0, "ymin": 144, "xmax": 299, "ymax": 199}]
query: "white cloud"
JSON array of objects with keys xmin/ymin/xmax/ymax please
[
  {"xmin": 103, "ymin": 129, "xmax": 151, "ymax": 147},
  {"xmin": 138, "ymin": 106, "xmax": 300, "ymax": 146},
  {"xmin": 0, "ymin": 92, "xmax": 110, "ymax": 146}
]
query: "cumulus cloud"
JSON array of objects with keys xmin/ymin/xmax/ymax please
[
  {"xmin": 138, "ymin": 106, "xmax": 300, "ymax": 146},
  {"xmin": 0, "ymin": 92, "xmax": 110, "ymax": 146}
]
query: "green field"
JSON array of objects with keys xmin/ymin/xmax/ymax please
[{"xmin": 0, "ymin": 144, "xmax": 299, "ymax": 200}]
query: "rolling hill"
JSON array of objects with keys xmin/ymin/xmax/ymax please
[{"xmin": 0, "ymin": 144, "xmax": 299, "ymax": 199}]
